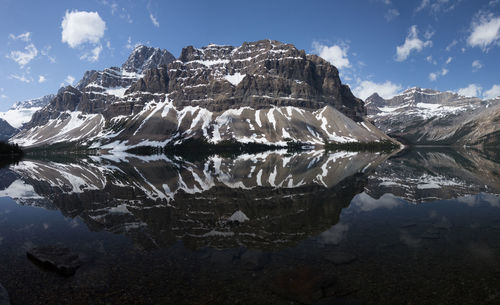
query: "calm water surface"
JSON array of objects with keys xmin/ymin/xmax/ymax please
[{"xmin": 0, "ymin": 148, "xmax": 499, "ymax": 304}]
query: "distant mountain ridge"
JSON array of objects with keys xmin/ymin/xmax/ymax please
[
  {"xmin": 0, "ymin": 94, "xmax": 55, "ymax": 141},
  {"xmin": 366, "ymin": 87, "xmax": 500, "ymax": 147},
  {"xmin": 12, "ymin": 40, "xmax": 396, "ymax": 149},
  {"xmin": 0, "ymin": 94, "xmax": 54, "ymax": 129}
]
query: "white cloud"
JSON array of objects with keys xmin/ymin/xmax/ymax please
[
  {"xmin": 423, "ymin": 28, "xmax": 435, "ymax": 40},
  {"xmin": 415, "ymin": 0, "xmax": 430, "ymax": 12},
  {"xmin": 100, "ymin": 0, "xmax": 132, "ymax": 23},
  {"xmin": 150, "ymin": 13, "xmax": 160, "ymax": 27},
  {"xmin": 64, "ymin": 75, "xmax": 75, "ymax": 85},
  {"xmin": 472, "ymin": 59, "xmax": 483, "ymax": 71},
  {"xmin": 429, "ymin": 68, "xmax": 448, "ymax": 81},
  {"xmin": 385, "ymin": 9, "xmax": 400, "ymax": 21},
  {"xmin": 10, "ymin": 74, "xmax": 32, "ymax": 83},
  {"xmin": 40, "ymin": 45, "xmax": 56, "ymax": 63},
  {"xmin": 395, "ymin": 25, "xmax": 432, "ymax": 61},
  {"xmin": 312, "ymin": 41, "xmax": 350, "ymax": 69},
  {"xmin": 125, "ymin": 36, "xmax": 133, "ymax": 49},
  {"xmin": 9, "ymin": 32, "xmax": 31, "ymax": 42},
  {"xmin": 415, "ymin": 0, "xmax": 458, "ymax": 14},
  {"xmin": 80, "ymin": 45, "xmax": 102, "ymax": 62},
  {"xmin": 426, "ymin": 55, "xmax": 437, "ymax": 64},
  {"xmin": 445, "ymin": 39, "xmax": 458, "ymax": 51},
  {"xmin": 457, "ymin": 84, "xmax": 482, "ymax": 97},
  {"xmin": 467, "ymin": 13, "xmax": 500, "ymax": 50},
  {"xmin": 0, "ymin": 94, "xmax": 7, "ymax": 99},
  {"xmin": 445, "ymin": 56, "xmax": 453, "ymax": 64},
  {"xmin": 353, "ymin": 80, "xmax": 402, "ymax": 100},
  {"xmin": 7, "ymin": 43, "xmax": 38, "ymax": 67},
  {"xmin": 38, "ymin": 75, "xmax": 47, "ymax": 83},
  {"xmin": 61, "ymin": 10, "xmax": 106, "ymax": 48},
  {"xmin": 484, "ymin": 84, "xmax": 500, "ymax": 99}
]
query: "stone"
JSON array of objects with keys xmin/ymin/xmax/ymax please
[
  {"xmin": 315, "ymin": 296, "xmax": 365, "ymax": 305},
  {"xmin": 27, "ymin": 246, "xmax": 82, "ymax": 276},
  {"xmin": 420, "ymin": 230, "xmax": 440, "ymax": 240},
  {"xmin": 269, "ymin": 266, "xmax": 337, "ymax": 305},
  {"xmin": 323, "ymin": 251, "xmax": 357, "ymax": 265},
  {"xmin": 0, "ymin": 283, "xmax": 10, "ymax": 305},
  {"xmin": 240, "ymin": 249, "xmax": 270, "ymax": 270}
]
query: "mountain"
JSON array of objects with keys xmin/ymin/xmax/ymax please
[
  {"xmin": 12, "ymin": 40, "xmax": 396, "ymax": 149},
  {"xmin": 0, "ymin": 118, "xmax": 17, "ymax": 141},
  {"xmin": 0, "ymin": 94, "xmax": 54, "ymax": 129},
  {"xmin": 366, "ymin": 87, "xmax": 500, "ymax": 146}
]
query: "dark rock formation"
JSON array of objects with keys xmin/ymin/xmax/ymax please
[
  {"xmin": 122, "ymin": 45, "xmax": 176, "ymax": 73},
  {"xmin": 27, "ymin": 246, "xmax": 82, "ymax": 276},
  {"xmin": 0, "ymin": 119, "xmax": 16, "ymax": 141},
  {"xmin": 13, "ymin": 41, "xmax": 390, "ymax": 148},
  {"xmin": 0, "ymin": 283, "xmax": 9, "ymax": 305},
  {"xmin": 166, "ymin": 40, "xmax": 365, "ymax": 120}
]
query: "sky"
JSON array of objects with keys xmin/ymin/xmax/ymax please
[{"xmin": 0, "ymin": 0, "xmax": 499, "ymax": 111}]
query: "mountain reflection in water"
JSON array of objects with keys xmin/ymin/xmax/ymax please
[
  {"xmin": 0, "ymin": 148, "xmax": 499, "ymax": 305},
  {"xmin": 2, "ymin": 150, "xmax": 387, "ymax": 250}
]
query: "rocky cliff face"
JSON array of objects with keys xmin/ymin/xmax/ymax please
[
  {"xmin": 12, "ymin": 40, "xmax": 394, "ymax": 149},
  {"xmin": 0, "ymin": 118, "xmax": 17, "ymax": 141},
  {"xmin": 366, "ymin": 87, "xmax": 500, "ymax": 146}
]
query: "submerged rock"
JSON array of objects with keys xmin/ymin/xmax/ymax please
[
  {"xmin": 27, "ymin": 246, "xmax": 82, "ymax": 276},
  {"xmin": 323, "ymin": 251, "xmax": 357, "ymax": 265},
  {"xmin": 269, "ymin": 265, "xmax": 337, "ymax": 304},
  {"xmin": 0, "ymin": 283, "xmax": 10, "ymax": 305}
]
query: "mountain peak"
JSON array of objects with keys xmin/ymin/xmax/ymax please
[
  {"xmin": 366, "ymin": 92, "xmax": 382, "ymax": 100},
  {"xmin": 10, "ymin": 94, "xmax": 55, "ymax": 110},
  {"xmin": 122, "ymin": 45, "xmax": 175, "ymax": 73},
  {"xmin": 401, "ymin": 87, "xmax": 442, "ymax": 96}
]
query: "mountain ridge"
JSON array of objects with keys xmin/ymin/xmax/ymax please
[
  {"xmin": 12, "ymin": 40, "xmax": 396, "ymax": 149},
  {"xmin": 366, "ymin": 87, "xmax": 500, "ymax": 146}
]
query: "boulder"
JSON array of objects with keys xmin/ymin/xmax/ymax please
[{"xmin": 27, "ymin": 246, "xmax": 82, "ymax": 276}]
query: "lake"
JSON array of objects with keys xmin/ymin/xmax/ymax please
[{"xmin": 0, "ymin": 147, "xmax": 499, "ymax": 304}]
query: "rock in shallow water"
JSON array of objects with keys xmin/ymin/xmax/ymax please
[
  {"xmin": 0, "ymin": 283, "xmax": 10, "ymax": 305},
  {"xmin": 323, "ymin": 251, "xmax": 358, "ymax": 265},
  {"xmin": 27, "ymin": 246, "xmax": 82, "ymax": 276}
]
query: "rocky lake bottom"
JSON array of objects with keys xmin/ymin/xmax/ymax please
[{"xmin": 0, "ymin": 147, "xmax": 499, "ymax": 304}]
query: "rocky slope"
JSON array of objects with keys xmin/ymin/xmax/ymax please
[
  {"xmin": 0, "ymin": 118, "xmax": 16, "ymax": 142},
  {"xmin": 366, "ymin": 88, "xmax": 500, "ymax": 146},
  {"xmin": 12, "ymin": 40, "xmax": 395, "ymax": 149}
]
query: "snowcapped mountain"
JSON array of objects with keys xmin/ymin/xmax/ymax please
[
  {"xmin": 366, "ymin": 87, "xmax": 500, "ymax": 146},
  {"xmin": 0, "ymin": 94, "xmax": 54, "ymax": 129},
  {"xmin": 12, "ymin": 40, "xmax": 396, "ymax": 149}
]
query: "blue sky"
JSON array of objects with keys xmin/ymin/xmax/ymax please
[{"xmin": 1, "ymin": 0, "xmax": 499, "ymax": 111}]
